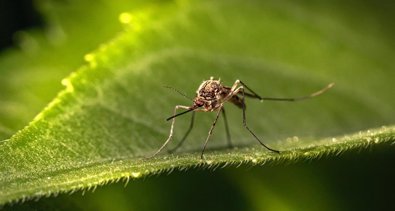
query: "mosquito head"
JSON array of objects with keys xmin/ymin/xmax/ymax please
[{"xmin": 193, "ymin": 98, "xmax": 205, "ymax": 108}]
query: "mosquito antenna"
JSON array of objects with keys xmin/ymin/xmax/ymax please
[
  {"xmin": 164, "ymin": 86, "xmax": 193, "ymax": 101},
  {"xmin": 166, "ymin": 106, "xmax": 200, "ymax": 121},
  {"xmin": 257, "ymin": 83, "xmax": 335, "ymax": 102}
]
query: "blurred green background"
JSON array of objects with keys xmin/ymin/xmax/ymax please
[{"xmin": 1, "ymin": 0, "xmax": 394, "ymax": 210}]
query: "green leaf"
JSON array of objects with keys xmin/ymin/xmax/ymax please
[
  {"xmin": 0, "ymin": 0, "xmax": 153, "ymax": 139},
  {"xmin": 1, "ymin": 0, "xmax": 395, "ymax": 205}
]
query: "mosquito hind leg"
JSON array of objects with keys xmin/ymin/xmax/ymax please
[
  {"xmin": 237, "ymin": 87, "xmax": 280, "ymax": 153},
  {"xmin": 239, "ymin": 80, "xmax": 334, "ymax": 102},
  {"xmin": 238, "ymin": 80, "xmax": 264, "ymax": 100}
]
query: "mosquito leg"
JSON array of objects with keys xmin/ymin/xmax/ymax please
[
  {"xmin": 148, "ymin": 105, "xmax": 191, "ymax": 158},
  {"xmin": 240, "ymin": 81, "xmax": 334, "ymax": 102},
  {"xmin": 238, "ymin": 87, "xmax": 280, "ymax": 153},
  {"xmin": 201, "ymin": 107, "xmax": 222, "ymax": 159},
  {"xmin": 221, "ymin": 108, "xmax": 232, "ymax": 148},
  {"xmin": 227, "ymin": 80, "xmax": 260, "ymax": 101},
  {"xmin": 238, "ymin": 80, "xmax": 263, "ymax": 100},
  {"xmin": 168, "ymin": 111, "xmax": 195, "ymax": 153}
]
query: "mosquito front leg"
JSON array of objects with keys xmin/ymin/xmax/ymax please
[
  {"xmin": 236, "ymin": 87, "xmax": 280, "ymax": 153},
  {"xmin": 148, "ymin": 105, "xmax": 191, "ymax": 158},
  {"xmin": 168, "ymin": 111, "xmax": 195, "ymax": 153},
  {"xmin": 201, "ymin": 107, "xmax": 223, "ymax": 159}
]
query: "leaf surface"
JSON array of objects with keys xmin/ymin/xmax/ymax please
[{"xmin": 1, "ymin": 0, "xmax": 395, "ymax": 205}]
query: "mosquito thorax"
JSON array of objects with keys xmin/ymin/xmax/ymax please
[
  {"xmin": 194, "ymin": 77, "xmax": 231, "ymax": 111},
  {"xmin": 196, "ymin": 78, "xmax": 223, "ymax": 100}
]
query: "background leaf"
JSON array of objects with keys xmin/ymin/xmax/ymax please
[
  {"xmin": 0, "ymin": 0, "xmax": 155, "ymax": 139},
  {"xmin": 1, "ymin": 0, "xmax": 394, "ymax": 209}
]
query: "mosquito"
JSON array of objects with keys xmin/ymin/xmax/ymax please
[{"xmin": 150, "ymin": 77, "xmax": 334, "ymax": 159}]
